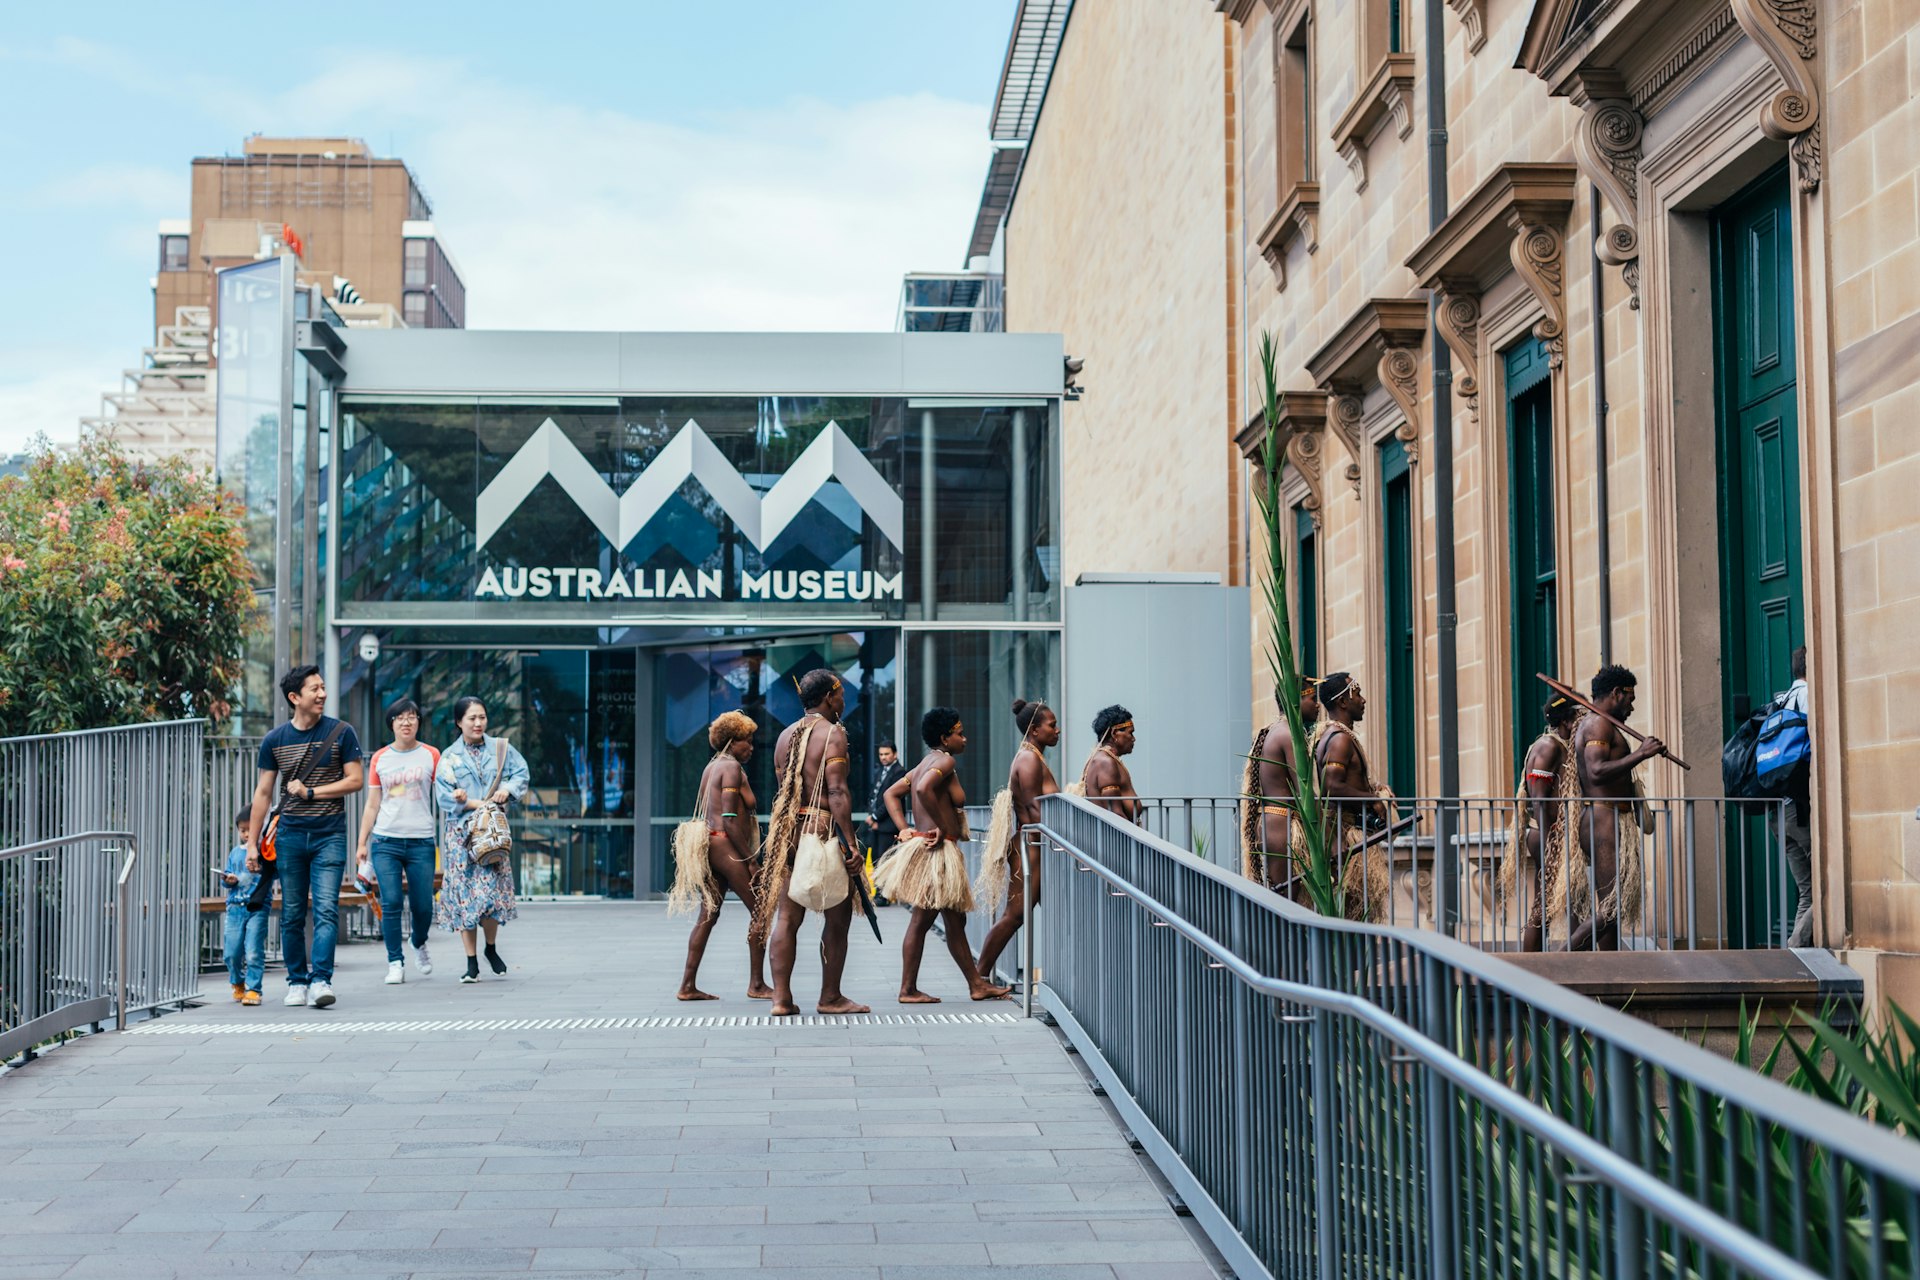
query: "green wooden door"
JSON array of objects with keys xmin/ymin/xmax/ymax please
[
  {"xmin": 1506, "ymin": 338, "xmax": 1558, "ymax": 778},
  {"xmin": 1713, "ymin": 166, "xmax": 1804, "ymax": 944},
  {"xmin": 1295, "ymin": 505, "xmax": 1319, "ymax": 676},
  {"xmin": 1380, "ymin": 438, "xmax": 1416, "ymax": 799}
]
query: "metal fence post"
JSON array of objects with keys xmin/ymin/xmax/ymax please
[
  {"xmin": 1308, "ymin": 928, "xmax": 1338, "ymax": 1279},
  {"xmin": 1021, "ymin": 829, "xmax": 1037, "ymax": 1020},
  {"xmin": 1422, "ymin": 951, "xmax": 1457, "ymax": 1276},
  {"xmin": 115, "ymin": 844, "xmax": 135, "ymax": 1032}
]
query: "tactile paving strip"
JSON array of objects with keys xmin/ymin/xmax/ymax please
[{"xmin": 129, "ymin": 1011, "xmax": 1021, "ymax": 1034}]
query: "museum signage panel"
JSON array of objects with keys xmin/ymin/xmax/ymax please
[{"xmin": 336, "ymin": 395, "xmax": 1057, "ymax": 626}]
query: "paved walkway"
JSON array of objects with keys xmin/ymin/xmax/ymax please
[{"xmin": 0, "ymin": 902, "xmax": 1218, "ymax": 1279}]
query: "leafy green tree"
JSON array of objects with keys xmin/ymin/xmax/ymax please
[{"xmin": 0, "ymin": 440, "xmax": 254, "ymax": 736}]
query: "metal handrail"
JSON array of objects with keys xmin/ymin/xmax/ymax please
[
  {"xmin": 1030, "ymin": 792, "xmax": 1920, "ymax": 1280},
  {"xmin": 1056, "ymin": 839, "xmax": 1820, "ymax": 1280},
  {"xmin": 0, "ymin": 830, "xmax": 138, "ymax": 1060}
]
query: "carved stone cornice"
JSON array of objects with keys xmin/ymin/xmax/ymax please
[
  {"xmin": 1568, "ymin": 69, "xmax": 1645, "ymax": 308},
  {"xmin": 1448, "ymin": 0, "xmax": 1489, "ymax": 54},
  {"xmin": 1216, "ymin": 0, "xmax": 1267, "ymax": 23},
  {"xmin": 1507, "ymin": 210, "xmax": 1569, "ymax": 369},
  {"xmin": 1405, "ymin": 163, "xmax": 1577, "ymax": 403},
  {"xmin": 1306, "ymin": 298, "xmax": 1429, "ymax": 485},
  {"xmin": 1330, "ymin": 53, "xmax": 1416, "ymax": 194},
  {"xmin": 1255, "ymin": 182, "xmax": 1321, "ymax": 289},
  {"xmin": 1730, "ymin": 0, "xmax": 1821, "ymax": 192},
  {"xmin": 1237, "ymin": 391, "xmax": 1330, "ymax": 528}
]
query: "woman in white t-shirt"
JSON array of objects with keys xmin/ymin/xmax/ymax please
[{"xmin": 356, "ymin": 698, "xmax": 441, "ymax": 984}]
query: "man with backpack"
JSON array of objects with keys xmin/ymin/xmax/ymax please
[
  {"xmin": 245, "ymin": 665, "xmax": 365, "ymax": 1008},
  {"xmin": 1776, "ymin": 646, "xmax": 1813, "ymax": 947}
]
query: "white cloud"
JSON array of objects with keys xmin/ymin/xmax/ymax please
[
  {"xmin": 0, "ymin": 359, "xmax": 103, "ymax": 454},
  {"xmin": 287, "ymin": 54, "xmax": 990, "ymax": 331}
]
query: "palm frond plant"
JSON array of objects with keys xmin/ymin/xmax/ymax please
[{"xmin": 1251, "ymin": 331, "xmax": 1340, "ymax": 916}]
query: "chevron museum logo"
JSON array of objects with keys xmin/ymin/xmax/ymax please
[{"xmin": 474, "ymin": 418, "xmax": 905, "ymax": 552}]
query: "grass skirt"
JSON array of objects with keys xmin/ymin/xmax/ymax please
[
  {"xmin": 668, "ymin": 819, "xmax": 715, "ymax": 918},
  {"xmin": 975, "ymin": 788, "xmax": 1016, "ymax": 912},
  {"xmin": 873, "ymin": 835, "xmax": 975, "ymax": 912}
]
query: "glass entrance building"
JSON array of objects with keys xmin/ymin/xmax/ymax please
[{"xmin": 286, "ymin": 328, "xmax": 1063, "ymax": 897}]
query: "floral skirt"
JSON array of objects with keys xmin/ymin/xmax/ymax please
[{"xmin": 434, "ymin": 820, "xmax": 518, "ymax": 931}]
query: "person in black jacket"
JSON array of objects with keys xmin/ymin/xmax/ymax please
[{"xmin": 866, "ymin": 743, "xmax": 905, "ymax": 904}]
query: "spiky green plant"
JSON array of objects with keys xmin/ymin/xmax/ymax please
[{"xmin": 1251, "ymin": 331, "xmax": 1340, "ymax": 916}]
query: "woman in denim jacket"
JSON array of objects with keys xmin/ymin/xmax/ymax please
[{"xmin": 434, "ymin": 695, "xmax": 530, "ymax": 983}]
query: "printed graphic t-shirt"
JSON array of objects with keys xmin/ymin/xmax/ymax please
[
  {"xmin": 369, "ymin": 743, "xmax": 442, "ymax": 839},
  {"xmin": 256, "ymin": 716, "xmax": 364, "ymax": 835}
]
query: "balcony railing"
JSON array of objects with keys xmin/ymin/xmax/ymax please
[{"xmin": 1117, "ymin": 794, "xmax": 1799, "ymax": 950}]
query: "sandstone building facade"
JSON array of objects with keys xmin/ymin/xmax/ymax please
[{"xmin": 996, "ymin": 0, "xmax": 1919, "ymax": 1010}]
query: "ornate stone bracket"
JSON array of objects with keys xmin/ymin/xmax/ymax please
[
  {"xmin": 1286, "ymin": 427, "xmax": 1327, "ymax": 528},
  {"xmin": 1447, "ymin": 0, "xmax": 1488, "ymax": 54},
  {"xmin": 1430, "ymin": 286, "xmax": 1483, "ymax": 424},
  {"xmin": 1305, "ymin": 297, "xmax": 1429, "ymax": 494},
  {"xmin": 1376, "ymin": 342, "xmax": 1422, "ymax": 464},
  {"xmin": 1328, "ymin": 394, "xmax": 1367, "ymax": 498},
  {"xmin": 1236, "ymin": 391, "xmax": 1331, "ymax": 527},
  {"xmin": 1569, "ymin": 69, "xmax": 1645, "ymax": 309},
  {"xmin": 1255, "ymin": 183, "xmax": 1321, "ymax": 291},
  {"xmin": 1506, "ymin": 210, "xmax": 1568, "ymax": 370},
  {"xmin": 1730, "ymin": 0, "xmax": 1821, "ymax": 192},
  {"xmin": 1331, "ymin": 54, "xmax": 1416, "ymax": 195}
]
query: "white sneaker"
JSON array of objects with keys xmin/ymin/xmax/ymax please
[
  {"xmin": 310, "ymin": 981, "xmax": 336, "ymax": 1008},
  {"xmin": 385, "ymin": 962, "xmax": 405, "ymax": 985},
  {"xmin": 414, "ymin": 942, "xmax": 432, "ymax": 976},
  {"xmin": 284, "ymin": 985, "xmax": 308, "ymax": 1006}
]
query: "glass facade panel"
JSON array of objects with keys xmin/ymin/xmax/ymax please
[
  {"xmin": 644, "ymin": 631, "xmax": 896, "ymax": 895},
  {"xmin": 337, "ymin": 396, "xmax": 1057, "ymax": 627},
  {"xmin": 367, "ymin": 647, "xmax": 638, "ymax": 897},
  {"xmin": 903, "ymin": 629, "xmax": 1061, "ymax": 809}
]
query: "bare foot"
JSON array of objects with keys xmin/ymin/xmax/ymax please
[
  {"xmin": 970, "ymin": 982, "xmax": 1013, "ymax": 1001},
  {"xmin": 770, "ymin": 1000, "xmax": 800, "ymax": 1017},
  {"xmin": 898, "ymin": 989, "xmax": 941, "ymax": 1004},
  {"xmin": 677, "ymin": 989, "xmax": 719, "ymax": 1002},
  {"xmin": 817, "ymin": 996, "xmax": 870, "ymax": 1015},
  {"xmin": 746, "ymin": 982, "xmax": 774, "ymax": 1000}
]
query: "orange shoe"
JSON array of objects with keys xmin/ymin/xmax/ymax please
[
  {"xmin": 231, "ymin": 983, "xmax": 245, "ymax": 1002},
  {"xmin": 240, "ymin": 991, "xmax": 261, "ymax": 1006}
]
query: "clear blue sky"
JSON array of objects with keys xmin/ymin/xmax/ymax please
[{"xmin": 0, "ymin": 2, "xmax": 1019, "ymax": 451}]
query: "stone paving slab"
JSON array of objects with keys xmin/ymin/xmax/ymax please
[{"xmin": 0, "ymin": 902, "xmax": 1218, "ymax": 1278}]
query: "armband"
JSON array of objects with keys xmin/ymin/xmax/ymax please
[
  {"xmin": 1100, "ymin": 785, "xmax": 1124, "ymax": 795},
  {"xmin": 720, "ymin": 812, "xmax": 738, "ymax": 819},
  {"xmin": 1525, "ymin": 769, "xmax": 1554, "ymax": 782},
  {"xmin": 825, "ymin": 755, "xmax": 849, "ymax": 766}
]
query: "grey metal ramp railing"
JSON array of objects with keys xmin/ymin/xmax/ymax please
[
  {"xmin": 1128, "ymin": 792, "xmax": 1798, "ymax": 950},
  {"xmin": 0, "ymin": 831, "xmax": 137, "ymax": 1061},
  {"xmin": 1030, "ymin": 792, "xmax": 1919, "ymax": 1280}
]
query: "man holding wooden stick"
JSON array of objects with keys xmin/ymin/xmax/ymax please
[{"xmin": 1563, "ymin": 664, "xmax": 1666, "ymax": 951}]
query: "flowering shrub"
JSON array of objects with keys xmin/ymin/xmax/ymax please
[{"xmin": 0, "ymin": 441, "xmax": 254, "ymax": 736}]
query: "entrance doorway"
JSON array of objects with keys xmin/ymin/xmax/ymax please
[
  {"xmin": 1713, "ymin": 164, "xmax": 1804, "ymax": 944},
  {"xmin": 644, "ymin": 631, "xmax": 897, "ymax": 896}
]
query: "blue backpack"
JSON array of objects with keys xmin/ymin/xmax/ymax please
[{"xmin": 1753, "ymin": 698, "xmax": 1810, "ymax": 792}]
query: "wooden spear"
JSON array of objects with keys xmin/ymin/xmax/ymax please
[{"xmin": 1536, "ymin": 673, "xmax": 1692, "ymax": 771}]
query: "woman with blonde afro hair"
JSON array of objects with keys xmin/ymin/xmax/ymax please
[{"xmin": 673, "ymin": 709, "xmax": 773, "ymax": 1001}]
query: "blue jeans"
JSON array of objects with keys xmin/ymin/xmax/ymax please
[
  {"xmin": 277, "ymin": 826, "xmax": 346, "ymax": 986},
  {"xmin": 222, "ymin": 904, "xmax": 267, "ymax": 991},
  {"xmin": 370, "ymin": 835, "xmax": 436, "ymax": 963}
]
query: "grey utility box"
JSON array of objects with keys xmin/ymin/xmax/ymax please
[{"xmin": 1062, "ymin": 574, "xmax": 1252, "ymax": 868}]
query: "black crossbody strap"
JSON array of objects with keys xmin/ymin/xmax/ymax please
[{"xmin": 274, "ymin": 721, "xmax": 347, "ymax": 813}]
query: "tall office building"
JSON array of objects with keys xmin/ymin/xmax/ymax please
[
  {"xmin": 156, "ymin": 135, "xmax": 464, "ymax": 335},
  {"xmin": 88, "ymin": 136, "xmax": 466, "ymax": 467}
]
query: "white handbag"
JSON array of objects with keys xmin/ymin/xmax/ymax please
[{"xmin": 789, "ymin": 831, "xmax": 850, "ymax": 912}]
